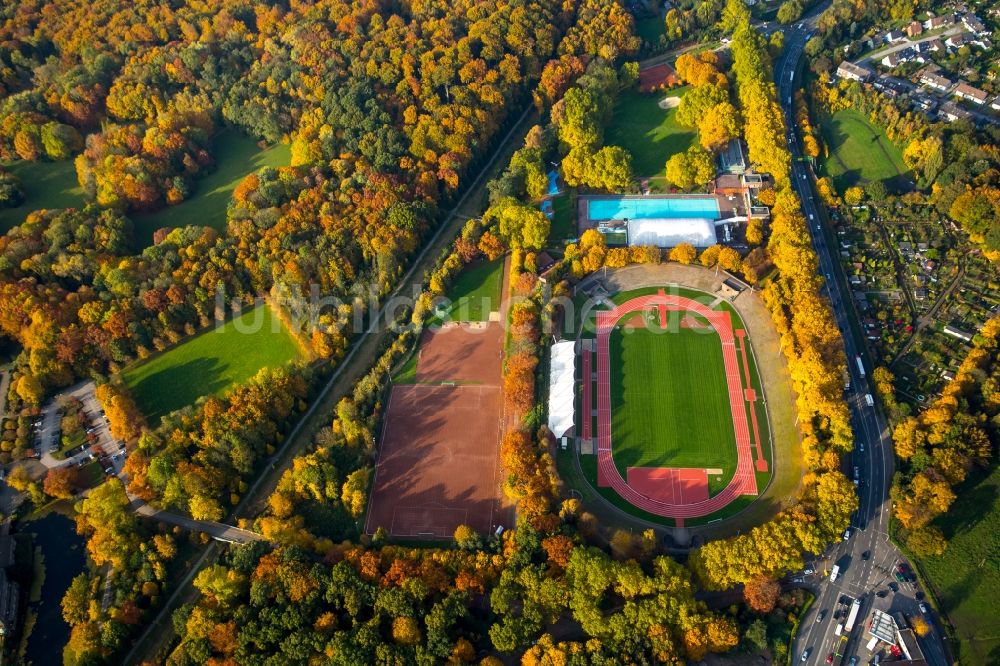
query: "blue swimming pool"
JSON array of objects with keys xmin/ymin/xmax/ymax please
[{"xmin": 587, "ymin": 196, "xmax": 720, "ymax": 220}]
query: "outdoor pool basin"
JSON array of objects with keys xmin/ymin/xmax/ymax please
[{"xmin": 586, "ymin": 196, "xmax": 720, "ymax": 221}]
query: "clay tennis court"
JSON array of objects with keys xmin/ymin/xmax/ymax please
[
  {"xmin": 416, "ymin": 323, "xmax": 502, "ymax": 384},
  {"xmin": 366, "ymin": 323, "xmax": 505, "ymax": 539}
]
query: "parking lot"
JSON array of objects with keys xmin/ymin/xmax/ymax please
[{"xmin": 37, "ymin": 381, "xmax": 127, "ymax": 477}]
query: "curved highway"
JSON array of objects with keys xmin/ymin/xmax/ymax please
[{"xmin": 774, "ymin": 9, "xmax": 951, "ymax": 666}]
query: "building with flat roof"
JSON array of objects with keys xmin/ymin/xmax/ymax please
[
  {"xmin": 867, "ymin": 609, "xmax": 898, "ymax": 644},
  {"xmin": 944, "ymin": 324, "xmax": 974, "ymax": 341}
]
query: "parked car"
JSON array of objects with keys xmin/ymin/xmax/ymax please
[
  {"xmin": 800, "ymin": 648, "xmax": 811, "ymax": 662},
  {"xmin": 816, "ymin": 609, "xmax": 826, "ymax": 623},
  {"xmin": 919, "ymin": 602, "xmax": 928, "ymax": 614},
  {"xmin": 826, "ymin": 653, "xmax": 834, "ymax": 664}
]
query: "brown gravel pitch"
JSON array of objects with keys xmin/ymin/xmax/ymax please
[
  {"xmin": 415, "ymin": 323, "xmax": 502, "ymax": 385},
  {"xmin": 365, "ymin": 384, "xmax": 503, "ymax": 538}
]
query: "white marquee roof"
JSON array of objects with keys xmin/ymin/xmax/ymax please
[
  {"xmin": 627, "ymin": 217, "xmax": 718, "ymax": 248},
  {"xmin": 547, "ymin": 340, "xmax": 576, "ymax": 438}
]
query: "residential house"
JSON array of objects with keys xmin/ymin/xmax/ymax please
[
  {"xmin": 920, "ymin": 71, "xmax": 953, "ymax": 91},
  {"xmin": 991, "ymin": 96, "xmax": 1000, "ymax": 111},
  {"xmin": 924, "ymin": 13, "xmax": 956, "ymax": 30},
  {"xmin": 882, "ymin": 53, "xmax": 902, "ymax": 68},
  {"xmin": 911, "ymin": 93, "xmax": 938, "ymax": 111},
  {"xmin": 954, "ymin": 82, "xmax": 988, "ymax": 104},
  {"xmin": 938, "ymin": 101, "xmax": 973, "ymax": 121},
  {"xmin": 926, "ymin": 38, "xmax": 945, "ymax": 52},
  {"xmin": 906, "ymin": 20, "xmax": 924, "ymax": 37},
  {"xmin": 946, "ymin": 32, "xmax": 973, "ymax": 49},
  {"xmin": 962, "ymin": 14, "xmax": 987, "ymax": 34},
  {"xmin": 837, "ymin": 61, "xmax": 874, "ymax": 82},
  {"xmin": 972, "ymin": 36, "xmax": 993, "ymax": 49},
  {"xmin": 885, "ymin": 29, "xmax": 907, "ymax": 43}
]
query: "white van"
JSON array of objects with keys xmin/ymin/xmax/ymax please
[
  {"xmin": 830, "ymin": 564, "xmax": 840, "ymax": 582},
  {"xmin": 865, "ymin": 393, "xmax": 874, "ymax": 407},
  {"xmin": 835, "ymin": 623, "xmax": 844, "ymax": 636}
]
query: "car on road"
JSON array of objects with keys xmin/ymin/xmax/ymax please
[
  {"xmin": 848, "ymin": 656, "xmax": 859, "ymax": 666},
  {"xmin": 862, "ymin": 550, "xmax": 870, "ymax": 560},
  {"xmin": 859, "ymin": 441, "xmax": 865, "ymax": 452},
  {"xmin": 800, "ymin": 648, "xmax": 811, "ymax": 662},
  {"xmin": 843, "ymin": 528, "xmax": 851, "ymax": 541},
  {"xmin": 825, "ymin": 653, "xmax": 834, "ymax": 664},
  {"xmin": 919, "ymin": 602, "xmax": 928, "ymax": 614},
  {"xmin": 816, "ymin": 609, "xmax": 826, "ymax": 622}
]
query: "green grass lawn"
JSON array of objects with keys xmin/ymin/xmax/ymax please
[
  {"xmin": 0, "ymin": 159, "xmax": 85, "ymax": 233},
  {"xmin": 434, "ymin": 257, "xmax": 503, "ymax": 323},
  {"xmin": 610, "ymin": 326, "xmax": 738, "ymax": 476},
  {"xmin": 820, "ymin": 109, "xmax": 909, "ymax": 193},
  {"xmin": 915, "ymin": 466, "xmax": 1000, "ymax": 665},
  {"xmin": 549, "ymin": 192, "xmax": 577, "ymax": 243},
  {"xmin": 120, "ymin": 303, "xmax": 303, "ymax": 424},
  {"xmin": 635, "ymin": 16, "xmax": 665, "ymax": 47},
  {"xmin": 607, "ymin": 86, "xmax": 695, "ymax": 178},
  {"xmin": 131, "ymin": 130, "xmax": 290, "ymax": 247}
]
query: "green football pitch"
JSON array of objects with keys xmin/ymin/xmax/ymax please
[{"xmin": 609, "ymin": 325, "xmax": 738, "ymax": 477}]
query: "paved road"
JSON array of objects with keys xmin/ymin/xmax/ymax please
[
  {"xmin": 775, "ymin": 8, "xmax": 951, "ymax": 666},
  {"xmin": 858, "ymin": 27, "xmax": 962, "ymax": 66}
]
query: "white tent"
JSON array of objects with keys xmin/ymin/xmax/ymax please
[
  {"xmin": 627, "ymin": 217, "xmax": 718, "ymax": 248},
  {"xmin": 547, "ymin": 341, "xmax": 576, "ymax": 438}
]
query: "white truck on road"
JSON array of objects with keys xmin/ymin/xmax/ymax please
[{"xmin": 830, "ymin": 564, "xmax": 840, "ymax": 582}]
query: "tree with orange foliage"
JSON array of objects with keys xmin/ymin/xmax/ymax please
[
  {"xmin": 743, "ymin": 575, "xmax": 781, "ymax": 613},
  {"xmin": 44, "ymin": 465, "xmax": 80, "ymax": 499}
]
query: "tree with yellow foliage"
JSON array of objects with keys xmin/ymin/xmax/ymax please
[{"xmin": 669, "ymin": 242, "xmax": 697, "ymax": 264}]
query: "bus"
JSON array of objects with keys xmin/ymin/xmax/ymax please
[{"xmin": 855, "ymin": 355, "xmax": 866, "ymax": 378}]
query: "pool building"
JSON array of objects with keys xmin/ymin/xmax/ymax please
[{"xmin": 578, "ymin": 188, "xmax": 768, "ymax": 248}]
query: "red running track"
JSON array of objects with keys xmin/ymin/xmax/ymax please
[
  {"xmin": 582, "ymin": 347, "xmax": 592, "ymax": 441},
  {"xmin": 736, "ymin": 330, "xmax": 768, "ymax": 473},
  {"xmin": 596, "ymin": 292, "xmax": 758, "ymax": 521}
]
